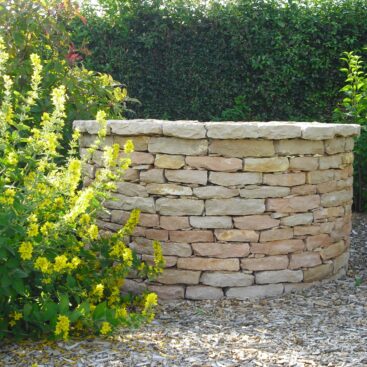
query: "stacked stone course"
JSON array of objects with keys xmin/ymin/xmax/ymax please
[{"xmin": 75, "ymin": 120, "xmax": 360, "ymax": 300}]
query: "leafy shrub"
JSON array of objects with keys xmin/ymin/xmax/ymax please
[
  {"xmin": 0, "ymin": 39, "xmax": 164, "ymax": 340},
  {"xmin": 334, "ymin": 51, "xmax": 367, "ymax": 211}
]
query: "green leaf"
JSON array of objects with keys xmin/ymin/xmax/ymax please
[
  {"xmin": 59, "ymin": 294, "xmax": 70, "ymax": 314},
  {"xmin": 93, "ymin": 302, "xmax": 107, "ymax": 321}
]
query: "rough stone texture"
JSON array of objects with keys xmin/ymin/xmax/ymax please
[{"xmin": 77, "ymin": 120, "xmax": 357, "ymax": 299}]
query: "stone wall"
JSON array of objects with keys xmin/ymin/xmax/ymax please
[{"xmin": 74, "ymin": 120, "xmax": 360, "ymax": 300}]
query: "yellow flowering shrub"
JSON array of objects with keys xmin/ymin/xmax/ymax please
[{"xmin": 0, "ymin": 39, "xmax": 164, "ymax": 340}]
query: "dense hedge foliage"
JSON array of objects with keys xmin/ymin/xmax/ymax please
[{"xmin": 75, "ymin": 0, "xmax": 367, "ymax": 122}]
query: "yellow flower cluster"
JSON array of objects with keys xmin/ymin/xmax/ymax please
[
  {"xmin": 92, "ymin": 283, "xmax": 104, "ymax": 301},
  {"xmin": 27, "ymin": 223, "xmax": 39, "ymax": 237},
  {"xmin": 0, "ymin": 188, "xmax": 16, "ymax": 205},
  {"xmin": 18, "ymin": 241, "xmax": 33, "ymax": 260},
  {"xmin": 100, "ymin": 321, "xmax": 112, "ymax": 335},
  {"xmin": 55, "ymin": 315, "xmax": 70, "ymax": 340},
  {"xmin": 8, "ymin": 311, "xmax": 22, "ymax": 327}
]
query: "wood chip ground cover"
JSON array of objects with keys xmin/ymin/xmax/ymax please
[{"xmin": 1, "ymin": 214, "xmax": 366, "ymax": 367}]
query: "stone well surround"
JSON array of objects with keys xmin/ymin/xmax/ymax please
[{"xmin": 74, "ymin": 120, "xmax": 360, "ymax": 300}]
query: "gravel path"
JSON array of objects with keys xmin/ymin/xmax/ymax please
[{"xmin": 1, "ymin": 214, "xmax": 366, "ymax": 367}]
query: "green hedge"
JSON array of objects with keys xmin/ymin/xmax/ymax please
[{"xmin": 75, "ymin": 0, "xmax": 367, "ymax": 121}]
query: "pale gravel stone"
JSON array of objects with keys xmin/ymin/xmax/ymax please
[
  {"xmin": 146, "ymin": 183, "xmax": 192, "ymax": 196},
  {"xmin": 156, "ymin": 198, "xmax": 204, "ymax": 215},
  {"xmin": 206, "ymin": 198, "xmax": 265, "ymax": 216},
  {"xmin": 240, "ymin": 186, "xmax": 290, "ymax": 198},
  {"xmin": 149, "ymin": 137, "xmax": 208, "ymax": 155},
  {"xmin": 193, "ymin": 186, "xmax": 239, "ymax": 199},
  {"xmin": 200, "ymin": 271, "xmax": 254, "ymax": 287},
  {"xmin": 189, "ymin": 216, "xmax": 233, "ymax": 229},
  {"xmin": 209, "ymin": 172, "xmax": 262, "ymax": 186},
  {"xmin": 255, "ymin": 269, "xmax": 303, "ymax": 284},
  {"xmin": 154, "ymin": 154, "xmax": 185, "ymax": 169},
  {"xmin": 280, "ymin": 213, "xmax": 314, "ymax": 227},
  {"xmin": 109, "ymin": 119, "xmax": 162, "ymax": 135},
  {"xmin": 162, "ymin": 120, "xmax": 206, "ymax": 139},
  {"xmin": 186, "ymin": 286, "xmax": 224, "ymax": 300},
  {"xmin": 165, "ymin": 169, "xmax": 208, "ymax": 185},
  {"xmin": 244, "ymin": 157, "xmax": 289, "ymax": 172},
  {"xmin": 226, "ymin": 284, "xmax": 284, "ymax": 299}
]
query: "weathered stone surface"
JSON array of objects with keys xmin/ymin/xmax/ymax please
[
  {"xmin": 260, "ymin": 228, "xmax": 293, "ymax": 242},
  {"xmin": 320, "ymin": 240, "xmax": 346, "ymax": 260},
  {"xmin": 160, "ymin": 216, "xmax": 190, "ymax": 230},
  {"xmin": 313, "ymin": 206, "xmax": 345, "ymax": 221},
  {"xmin": 257, "ymin": 122, "xmax": 302, "ymax": 139},
  {"xmin": 193, "ymin": 186, "xmax": 239, "ymax": 199},
  {"xmin": 307, "ymin": 170, "xmax": 335, "ymax": 184},
  {"xmin": 121, "ymin": 279, "xmax": 147, "ymax": 295},
  {"xmin": 206, "ymin": 122, "xmax": 260, "ymax": 139},
  {"xmin": 209, "ymin": 172, "xmax": 261, "ymax": 187},
  {"xmin": 241, "ymin": 255, "xmax": 289, "ymax": 271},
  {"xmin": 289, "ymin": 252, "xmax": 322, "ymax": 269},
  {"xmin": 162, "ymin": 121, "xmax": 206, "ymax": 139},
  {"xmin": 155, "ymin": 154, "xmax": 185, "ymax": 169},
  {"xmin": 289, "ymin": 157, "xmax": 319, "ymax": 171},
  {"xmin": 334, "ymin": 123, "xmax": 360, "ymax": 137},
  {"xmin": 240, "ymin": 186, "xmax": 290, "ymax": 198},
  {"xmin": 263, "ymin": 173, "xmax": 306, "ymax": 187},
  {"xmin": 114, "ymin": 135, "xmax": 150, "ymax": 151},
  {"xmin": 190, "ymin": 216, "xmax": 233, "ymax": 229},
  {"xmin": 284, "ymin": 282, "xmax": 318, "ymax": 293},
  {"xmin": 116, "ymin": 182, "xmax": 148, "ymax": 197},
  {"xmin": 294, "ymin": 225, "xmax": 321, "ymax": 236},
  {"xmin": 130, "ymin": 238, "xmax": 192, "ymax": 257},
  {"xmin": 256, "ymin": 269, "xmax": 303, "ymax": 284},
  {"xmin": 146, "ymin": 183, "xmax": 192, "ymax": 196},
  {"xmin": 234, "ymin": 215, "xmax": 279, "ymax": 230},
  {"xmin": 291, "ymin": 184, "xmax": 317, "ymax": 196},
  {"xmin": 280, "ymin": 213, "xmax": 314, "ymax": 227},
  {"xmin": 333, "ymin": 251, "xmax": 349, "ymax": 274},
  {"xmin": 123, "ymin": 168, "xmax": 139, "ymax": 182},
  {"xmin": 156, "ymin": 198, "xmax": 204, "ymax": 215},
  {"xmin": 266, "ymin": 195, "xmax": 320, "ymax": 213},
  {"xmin": 321, "ymin": 189, "xmax": 353, "ymax": 207},
  {"xmin": 74, "ymin": 120, "xmax": 109, "ymax": 134},
  {"xmin": 319, "ymin": 155, "xmax": 343, "ymax": 170},
  {"xmin": 275, "ymin": 139, "xmax": 324, "ymax": 155},
  {"xmin": 140, "ymin": 169, "xmax": 165, "ymax": 183},
  {"xmin": 149, "ymin": 137, "xmax": 208, "ymax": 155},
  {"xmin": 142, "ymin": 254, "xmax": 177, "ymax": 268},
  {"xmin": 192, "ymin": 243, "xmax": 250, "ymax": 258},
  {"xmin": 147, "ymin": 284, "xmax": 185, "ymax": 299},
  {"xmin": 345, "ymin": 137, "xmax": 355, "ymax": 151},
  {"xmin": 226, "ymin": 284, "xmax": 284, "ymax": 299},
  {"xmin": 244, "ymin": 157, "xmax": 289, "ymax": 172},
  {"xmin": 169, "ymin": 230, "xmax": 214, "ymax": 243},
  {"xmin": 186, "ymin": 156, "xmax": 242, "ymax": 172},
  {"xmin": 165, "ymin": 169, "xmax": 208, "ymax": 185},
  {"xmin": 157, "ymin": 269, "xmax": 201, "ymax": 284},
  {"xmin": 145, "ymin": 229, "xmax": 169, "ymax": 241},
  {"xmin": 186, "ymin": 286, "xmax": 223, "ymax": 300},
  {"xmin": 206, "ymin": 198, "xmax": 265, "ymax": 216},
  {"xmin": 177, "ymin": 257, "xmax": 240, "ymax": 271},
  {"xmin": 201, "ymin": 271, "xmax": 254, "ymax": 287},
  {"xmin": 303, "ymin": 263, "xmax": 333, "ymax": 282},
  {"xmin": 324, "ymin": 138, "xmax": 347, "ymax": 154},
  {"xmin": 105, "ymin": 194, "xmax": 155, "ymax": 213},
  {"xmin": 209, "ymin": 139, "xmax": 275, "ymax": 158},
  {"xmin": 82, "ymin": 163, "xmax": 95, "ymax": 178},
  {"xmin": 109, "ymin": 119, "xmax": 162, "ymax": 135},
  {"xmin": 251, "ymin": 240, "xmax": 304, "ymax": 255},
  {"xmin": 301, "ymin": 124, "xmax": 335, "ymax": 140},
  {"xmin": 130, "ymin": 152, "xmax": 154, "ymax": 165},
  {"xmin": 306, "ymin": 234, "xmax": 332, "ymax": 250},
  {"xmin": 215, "ymin": 229, "xmax": 259, "ymax": 242}
]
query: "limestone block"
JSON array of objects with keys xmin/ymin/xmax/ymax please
[
  {"xmin": 162, "ymin": 121, "xmax": 206, "ymax": 139},
  {"xmin": 307, "ymin": 170, "xmax": 335, "ymax": 184},
  {"xmin": 320, "ymin": 240, "xmax": 346, "ymax": 260},
  {"xmin": 186, "ymin": 156, "xmax": 242, "ymax": 172},
  {"xmin": 263, "ymin": 173, "xmax": 306, "ymax": 187},
  {"xmin": 251, "ymin": 240, "xmax": 304, "ymax": 255},
  {"xmin": 206, "ymin": 198, "xmax": 265, "ymax": 216},
  {"xmin": 130, "ymin": 152, "xmax": 154, "ymax": 165},
  {"xmin": 306, "ymin": 234, "xmax": 332, "ymax": 250},
  {"xmin": 201, "ymin": 271, "xmax": 254, "ymax": 287},
  {"xmin": 244, "ymin": 157, "xmax": 289, "ymax": 172},
  {"xmin": 319, "ymin": 155, "xmax": 342, "ymax": 170},
  {"xmin": 74, "ymin": 120, "xmax": 107, "ymax": 134},
  {"xmin": 169, "ymin": 230, "xmax": 214, "ymax": 243},
  {"xmin": 275, "ymin": 139, "xmax": 324, "ymax": 155},
  {"xmin": 116, "ymin": 182, "xmax": 148, "ymax": 197},
  {"xmin": 334, "ymin": 123, "xmax": 360, "ymax": 137},
  {"xmin": 289, "ymin": 252, "xmax": 322, "ymax": 269},
  {"xmin": 192, "ymin": 242, "xmax": 250, "ymax": 258},
  {"xmin": 149, "ymin": 137, "xmax": 208, "ymax": 155},
  {"xmin": 111, "ymin": 211, "xmax": 159, "ymax": 227},
  {"xmin": 155, "ymin": 154, "xmax": 185, "ymax": 169},
  {"xmin": 313, "ymin": 206, "xmax": 344, "ymax": 221},
  {"xmin": 291, "ymin": 184, "xmax": 317, "ymax": 195},
  {"xmin": 240, "ymin": 186, "xmax": 290, "ymax": 199},
  {"xmin": 190, "ymin": 216, "xmax": 233, "ymax": 229},
  {"xmin": 260, "ymin": 228, "xmax": 293, "ymax": 242},
  {"xmin": 156, "ymin": 198, "xmax": 204, "ymax": 216},
  {"xmin": 105, "ymin": 194, "xmax": 155, "ymax": 213},
  {"xmin": 226, "ymin": 284, "xmax": 284, "ymax": 299},
  {"xmin": 233, "ymin": 215, "xmax": 279, "ymax": 230},
  {"xmin": 209, "ymin": 172, "xmax": 261, "ymax": 187},
  {"xmin": 209, "ymin": 139, "xmax": 275, "ymax": 157},
  {"xmin": 280, "ymin": 213, "xmax": 314, "ymax": 227},
  {"xmin": 114, "ymin": 135, "xmax": 150, "ymax": 151},
  {"xmin": 294, "ymin": 225, "xmax": 321, "ymax": 236},
  {"xmin": 142, "ymin": 254, "xmax": 177, "ymax": 268},
  {"xmin": 344, "ymin": 137, "xmax": 355, "ymax": 151},
  {"xmin": 193, "ymin": 186, "xmax": 239, "ymax": 199},
  {"xmin": 186, "ymin": 286, "xmax": 223, "ymax": 300},
  {"xmin": 321, "ymin": 189, "xmax": 353, "ymax": 207},
  {"xmin": 82, "ymin": 163, "xmax": 96, "ymax": 178},
  {"xmin": 160, "ymin": 216, "xmax": 190, "ymax": 230},
  {"xmin": 266, "ymin": 195, "xmax": 320, "ymax": 213},
  {"xmin": 333, "ymin": 251, "xmax": 349, "ymax": 274},
  {"xmin": 147, "ymin": 285, "xmax": 185, "ymax": 299},
  {"xmin": 146, "ymin": 183, "xmax": 192, "ymax": 196},
  {"xmin": 177, "ymin": 257, "xmax": 240, "ymax": 271},
  {"xmin": 257, "ymin": 122, "xmax": 302, "ymax": 139},
  {"xmin": 130, "ymin": 238, "xmax": 192, "ymax": 257},
  {"xmin": 303, "ymin": 263, "xmax": 333, "ymax": 282},
  {"xmin": 157, "ymin": 269, "xmax": 201, "ymax": 285},
  {"xmin": 206, "ymin": 122, "xmax": 260, "ymax": 139},
  {"xmin": 301, "ymin": 124, "xmax": 335, "ymax": 140},
  {"xmin": 140, "ymin": 169, "xmax": 165, "ymax": 183},
  {"xmin": 123, "ymin": 168, "xmax": 139, "ymax": 182},
  {"xmin": 165, "ymin": 169, "xmax": 208, "ymax": 185},
  {"xmin": 289, "ymin": 157, "xmax": 319, "ymax": 171},
  {"xmin": 109, "ymin": 119, "xmax": 162, "ymax": 135},
  {"xmin": 255, "ymin": 269, "xmax": 303, "ymax": 284},
  {"xmin": 145, "ymin": 229, "xmax": 169, "ymax": 241},
  {"xmin": 121, "ymin": 279, "xmax": 147, "ymax": 295},
  {"xmin": 241, "ymin": 255, "xmax": 289, "ymax": 271},
  {"xmin": 215, "ymin": 229, "xmax": 259, "ymax": 242}
]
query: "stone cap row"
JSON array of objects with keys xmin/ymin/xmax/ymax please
[{"xmin": 73, "ymin": 119, "xmax": 360, "ymax": 140}]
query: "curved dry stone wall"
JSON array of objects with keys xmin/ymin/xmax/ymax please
[{"xmin": 74, "ymin": 120, "xmax": 360, "ymax": 300}]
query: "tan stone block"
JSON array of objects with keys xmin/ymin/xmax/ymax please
[
  {"xmin": 316, "ymin": 180, "xmax": 338, "ymax": 194},
  {"xmin": 341, "ymin": 152, "xmax": 354, "ymax": 165},
  {"xmin": 123, "ymin": 168, "xmax": 139, "ymax": 182},
  {"xmin": 145, "ymin": 229, "xmax": 169, "ymax": 241},
  {"xmin": 140, "ymin": 169, "xmax": 165, "ymax": 183},
  {"xmin": 319, "ymin": 155, "xmax": 342, "ymax": 170},
  {"xmin": 105, "ymin": 194, "xmax": 155, "ymax": 213},
  {"xmin": 192, "ymin": 243, "xmax": 250, "ymax": 258},
  {"xmin": 186, "ymin": 286, "xmax": 223, "ymax": 300},
  {"xmin": 313, "ymin": 206, "xmax": 344, "ymax": 221},
  {"xmin": 169, "ymin": 230, "xmax": 214, "ymax": 243},
  {"xmin": 275, "ymin": 139, "xmax": 324, "ymax": 155},
  {"xmin": 186, "ymin": 156, "xmax": 242, "ymax": 172},
  {"xmin": 251, "ymin": 240, "xmax": 304, "ymax": 255},
  {"xmin": 301, "ymin": 124, "xmax": 335, "ymax": 140},
  {"xmin": 264, "ymin": 173, "xmax": 306, "ymax": 187},
  {"xmin": 291, "ymin": 184, "xmax": 317, "ymax": 196},
  {"xmin": 162, "ymin": 120, "xmax": 206, "ymax": 139},
  {"xmin": 280, "ymin": 213, "xmax": 313, "ymax": 227},
  {"xmin": 289, "ymin": 157, "xmax": 319, "ymax": 171},
  {"xmin": 130, "ymin": 152, "xmax": 154, "ymax": 165},
  {"xmin": 307, "ymin": 170, "xmax": 335, "ymax": 184},
  {"xmin": 201, "ymin": 271, "xmax": 254, "ymax": 287},
  {"xmin": 344, "ymin": 137, "xmax": 355, "ymax": 151},
  {"xmin": 294, "ymin": 225, "xmax": 321, "ymax": 236},
  {"xmin": 244, "ymin": 157, "xmax": 289, "ymax": 172},
  {"xmin": 240, "ymin": 186, "xmax": 290, "ymax": 198},
  {"xmin": 215, "ymin": 229, "xmax": 258, "ymax": 242},
  {"xmin": 190, "ymin": 216, "xmax": 233, "ymax": 229},
  {"xmin": 177, "ymin": 257, "xmax": 240, "ymax": 271},
  {"xmin": 209, "ymin": 172, "xmax": 261, "ymax": 187},
  {"xmin": 160, "ymin": 216, "xmax": 190, "ymax": 230},
  {"xmin": 146, "ymin": 183, "xmax": 192, "ymax": 196},
  {"xmin": 157, "ymin": 269, "xmax": 201, "ymax": 285},
  {"xmin": 266, "ymin": 195, "xmax": 320, "ymax": 213},
  {"xmin": 132, "ymin": 226, "xmax": 146, "ymax": 237},
  {"xmin": 333, "ymin": 251, "xmax": 349, "ymax": 274},
  {"xmin": 96, "ymin": 220, "xmax": 122, "ymax": 232},
  {"xmin": 82, "ymin": 163, "xmax": 96, "ymax": 178},
  {"xmin": 147, "ymin": 284, "xmax": 185, "ymax": 299},
  {"xmin": 303, "ymin": 263, "xmax": 333, "ymax": 282},
  {"xmin": 206, "ymin": 198, "xmax": 265, "ymax": 216},
  {"xmin": 234, "ymin": 215, "xmax": 279, "ymax": 230},
  {"xmin": 193, "ymin": 186, "xmax": 239, "ymax": 199},
  {"xmin": 320, "ymin": 240, "xmax": 346, "ymax": 260},
  {"xmin": 165, "ymin": 169, "xmax": 207, "ymax": 185},
  {"xmin": 260, "ymin": 228, "xmax": 293, "ymax": 242},
  {"xmin": 320, "ymin": 222, "xmax": 335, "ymax": 234},
  {"xmin": 241, "ymin": 255, "xmax": 289, "ymax": 271},
  {"xmin": 324, "ymin": 138, "xmax": 346, "ymax": 154},
  {"xmin": 209, "ymin": 139, "xmax": 275, "ymax": 158},
  {"xmin": 130, "ymin": 238, "xmax": 192, "ymax": 257},
  {"xmin": 121, "ymin": 279, "xmax": 147, "ymax": 295},
  {"xmin": 149, "ymin": 137, "xmax": 208, "ymax": 155},
  {"xmin": 305, "ymin": 234, "xmax": 332, "ymax": 250},
  {"xmin": 114, "ymin": 135, "xmax": 150, "ymax": 151},
  {"xmin": 109, "ymin": 119, "xmax": 161, "ymax": 135},
  {"xmin": 155, "ymin": 154, "xmax": 185, "ymax": 169},
  {"xmin": 142, "ymin": 254, "xmax": 177, "ymax": 268},
  {"xmin": 156, "ymin": 198, "xmax": 204, "ymax": 216},
  {"xmin": 255, "ymin": 269, "xmax": 303, "ymax": 284},
  {"xmin": 321, "ymin": 189, "xmax": 353, "ymax": 207},
  {"xmin": 226, "ymin": 284, "xmax": 284, "ymax": 299},
  {"xmin": 116, "ymin": 182, "xmax": 148, "ymax": 197},
  {"xmin": 289, "ymin": 252, "xmax": 322, "ymax": 269}
]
